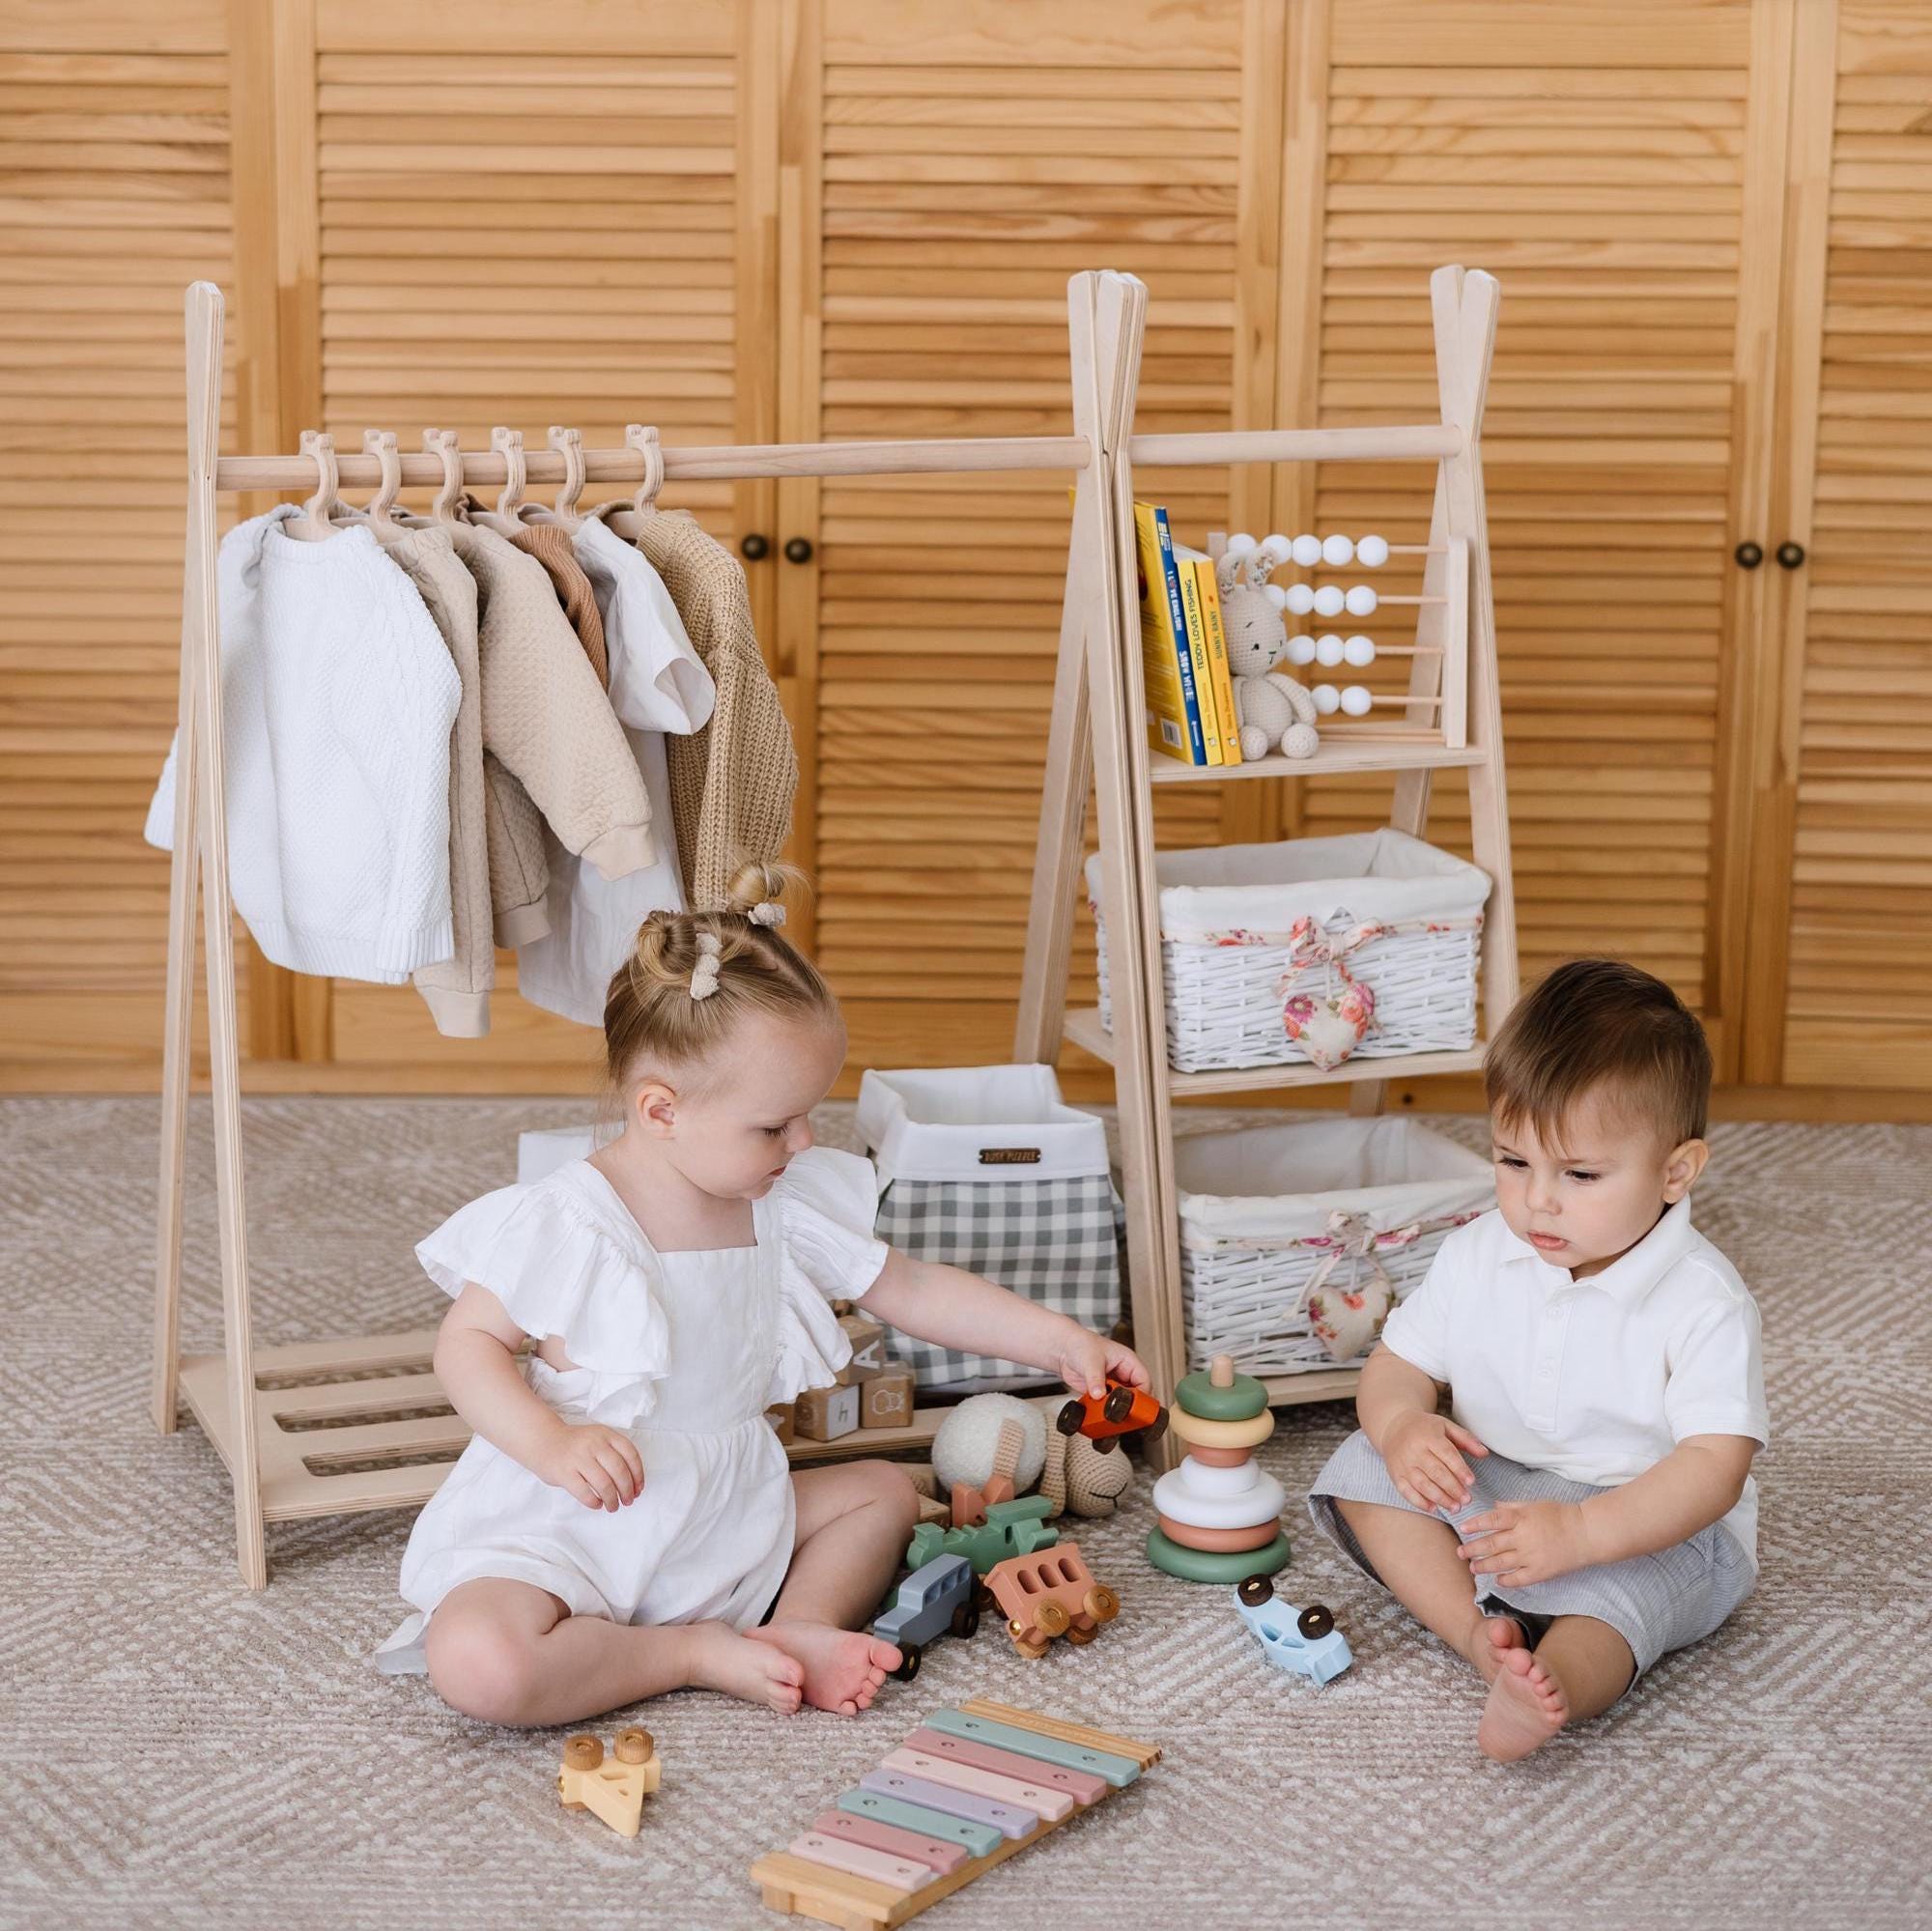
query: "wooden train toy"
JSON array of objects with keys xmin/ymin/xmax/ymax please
[{"xmin": 751, "ymin": 1699, "xmax": 1160, "ymax": 1929}]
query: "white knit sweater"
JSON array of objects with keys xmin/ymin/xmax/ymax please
[{"xmin": 145, "ymin": 504, "xmax": 462, "ymax": 980}]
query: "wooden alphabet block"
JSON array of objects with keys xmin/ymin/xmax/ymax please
[
  {"xmin": 835, "ymin": 1313, "xmax": 889, "ymax": 1385},
  {"xmin": 766, "ymin": 1404, "xmax": 796, "ymax": 1446},
  {"xmin": 794, "ymin": 1382, "xmax": 861, "ymax": 1442},
  {"xmin": 860, "ymin": 1368, "xmax": 916, "ymax": 1431}
]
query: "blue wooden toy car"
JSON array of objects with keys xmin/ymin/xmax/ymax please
[
  {"xmin": 1232, "ymin": 1574, "xmax": 1352, "ymax": 1687},
  {"xmin": 871, "ymin": 1553, "xmax": 980, "ymax": 1682}
]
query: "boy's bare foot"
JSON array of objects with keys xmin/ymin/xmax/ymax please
[
  {"xmin": 685, "ymin": 1623, "xmax": 805, "ymax": 1715},
  {"xmin": 1477, "ymin": 1644, "xmax": 1568, "ymax": 1761},
  {"xmin": 1459, "ymin": 1611, "xmax": 1526, "ymax": 1686},
  {"xmin": 748, "ymin": 1622, "xmax": 900, "ymax": 1716}
]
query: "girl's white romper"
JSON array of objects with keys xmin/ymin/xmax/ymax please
[{"xmin": 374, "ymin": 1145, "xmax": 887, "ymax": 1672}]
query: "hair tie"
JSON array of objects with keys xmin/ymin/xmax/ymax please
[
  {"xmin": 749, "ymin": 901, "xmax": 784, "ymax": 927},
  {"xmin": 689, "ymin": 931, "xmax": 723, "ymax": 1001}
]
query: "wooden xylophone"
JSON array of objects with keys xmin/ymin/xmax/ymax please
[{"xmin": 751, "ymin": 1698, "xmax": 1160, "ymax": 1929}]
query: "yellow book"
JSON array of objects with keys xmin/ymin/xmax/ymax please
[
  {"xmin": 1131, "ymin": 501, "xmax": 1203, "ymax": 763},
  {"xmin": 1173, "ymin": 551, "xmax": 1225, "ymax": 765},
  {"xmin": 1175, "ymin": 545, "xmax": 1242, "ymax": 767}
]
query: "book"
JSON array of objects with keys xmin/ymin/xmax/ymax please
[
  {"xmin": 1173, "ymin": 544, "xmax": 1242, "ymax": 767},
  {"xmin": 1131, "ymin": 501, "xmax": 1207, "ymax": 764},
  {"xmin": 1173, "ymin": 547, "xmax": 1226, "ymax": 765}
]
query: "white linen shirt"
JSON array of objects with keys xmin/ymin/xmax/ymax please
[{"xmin": 1378, "ymin": 1197, "xmax": 1769, "ymax": 1565}]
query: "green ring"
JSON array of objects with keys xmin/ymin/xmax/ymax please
[
  {"xmin": 1146, "ymin": 1526, "xmax": 1292, "ymax": 1584},
  {"xmin": 1175, "ymin": 1367, "xmax": 1270, "ymax": 1422}
]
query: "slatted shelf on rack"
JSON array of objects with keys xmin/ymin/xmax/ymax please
[{"xmin": 1147, "ymin": 741, "xmax": 1486, "ymax": 783}]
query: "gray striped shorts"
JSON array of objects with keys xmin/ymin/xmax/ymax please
[{"xmin": 1307, "ymin": 1429, "xmax": 1756, "ymax": 1678}]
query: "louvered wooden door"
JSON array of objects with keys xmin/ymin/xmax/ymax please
[
  {"xmin": 1267, "ymin": 0, "xmax": 1799, "ymax": 1083},
  {"xmin": 779, "ymin": 0, "xmax": 1288, "ymax": 1081},
  {"xmin": 248, "ymin": 0, "xmax": 781, "ymax": 1087},
  {"xmin": 0, "ymin": 1, "xmax": 239, "ymax": 1086},
  {"xmin": 1741, "ymin": 0, "xmax": 1932, "ymax": 1089}
]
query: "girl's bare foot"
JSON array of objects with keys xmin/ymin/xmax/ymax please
[
  {"xmin": 685, "ymin": 1623, "xmax": 805, "ymax": 1715},
  {"xmin": 748, "ymin": 1622, "xmax": 900, "ymax": 1716},
  {"xmin": 1477, "ymin": 1644, "xmax": 1568, "ymax": 1761}
]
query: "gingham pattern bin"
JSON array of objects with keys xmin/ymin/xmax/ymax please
[
  {"xmin": 1087, "ymin": 829, "xmax": 1492, "ymax": 1074},
  {"xmin": 858, "ymin": 1065, "xmax": 1123, "ymax": 1395}
]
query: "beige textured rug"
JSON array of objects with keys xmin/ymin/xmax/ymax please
[{"xmin": 3, "ymin": 1096, "xmax": 1928, "ymax": 1930}]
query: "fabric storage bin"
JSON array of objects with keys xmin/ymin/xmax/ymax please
[
  {"xmin": 857, "ymin": 1064, "xmax": 1122, "ymax": 1395},
  {"xmin": 1176, "ymin": 1117, "xmax": 1494, "ymax": 1373},
  {"xmin": 1086, "ymin": 829, "xmax": 1491, "ymax": 1073}
]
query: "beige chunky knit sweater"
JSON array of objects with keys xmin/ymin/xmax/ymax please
[{"xmin": 631, "ymin": 511, "xmax": 797, "ymax": 909}]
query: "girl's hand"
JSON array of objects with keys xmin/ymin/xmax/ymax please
[
  {"xmin": 537, "ymin": 1422, "xmax": 645, "ymax": 1512},
  {"xmin": 1052, "ymin": 1325, "xmax": 1152, "ymax": 1401},
  {"xmin": 1378, "ymin": 1409, "xmax": 1489, "ymax": 1514},
  {"xmin": 1457, "ymin": 1499, "xmax": 1588, "ymax": 1588}
]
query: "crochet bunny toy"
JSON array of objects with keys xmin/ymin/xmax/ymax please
[{"xmin": 1218, "ymin": 532, "xmax": 1320, "ymax": 761}]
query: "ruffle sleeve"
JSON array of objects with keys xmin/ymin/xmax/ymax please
[
  {"xmin": 767, "ymin": 1147, "xmax": 892, "ymax": 1408},
  {"xmin": 415, "ymin": 1174, "xmax": 670, "ymax": 1426}
]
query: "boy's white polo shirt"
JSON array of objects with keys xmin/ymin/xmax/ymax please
[{"xmin": 1378, "ymin": 1197, "xmax": 1769, "ymax": 1565}]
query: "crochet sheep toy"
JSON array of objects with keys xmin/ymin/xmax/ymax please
[
  {"xmin": 1218, "ymin": 532, "xmax": 1320, "ymax": 761},
  {"xmin": 926, "ymin": 1391, "xmax": 1132, "ymax": 1521}
]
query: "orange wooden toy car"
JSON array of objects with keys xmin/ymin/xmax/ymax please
[
  {"xmin": 985, "ymin": 1543, "xmax": 1121, "ymax": 1657},
  {"xmin": 1055, "ymin": 1379, "xmax": 1169, "ymax": 1453}
]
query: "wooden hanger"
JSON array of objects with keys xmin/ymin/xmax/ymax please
[
  {"xmin": 282, "ymin": 430, "xmax": 340, "ymax": 542},
  {"xmin": 393, "ymin": 428, "xmax": 468, "ymax": 527},
  {"xmin": 592, "ymin": 423, "xmax": 665, "ymax": 538},
  {"xmin": 327, "ymin": 429, "xmax": 407, "ymax": 536},
  {"xmin": 463, "ymin": 425, "xmax": 539, "ymax": 540}
]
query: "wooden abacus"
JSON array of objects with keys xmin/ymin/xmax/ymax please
[{"xmin": 750, "ymin": 1700, "xmax": 1160, "ymax": 1929}]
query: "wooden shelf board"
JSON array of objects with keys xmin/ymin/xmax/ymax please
[{"xmin": 1148, "ymin": 741, "xmax": 1486, "ymax": 783}]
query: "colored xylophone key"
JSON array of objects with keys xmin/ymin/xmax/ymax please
[
  {"xmin": 835, "ymin": 1789, "xmax": 1003, "ymax": 1860},
  {"xmin": 785, "ymin": 1831, "xmax": 935, "ymax": 1895},
  {"xmin": 923, "ymin": 1708, "xmax": 1142, "ymax": 1787},
  {"xmin": 903, "ymin": 1727, "xmax": 1108, "ymax": 1807},
  {"xmin": 809, "ymin": 1810, "xmax": 971, "ymax": 1878},
  {"xmin": 879, "ymin": 1747, "xmax": 1074, "ymax": 1822},
  {"xmin": 858, "ymin": 1766, "xmax": 1037, "ymax": 1839}
]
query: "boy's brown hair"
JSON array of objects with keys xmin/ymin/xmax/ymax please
[{"xmin": 1484, "ymin": 957, "xmax": 1712, "ymax": 1149}]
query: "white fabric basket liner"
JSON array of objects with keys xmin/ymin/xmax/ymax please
[
  {"xmin": 1086, "ymin": 827, "xmax": 1490, "ymax": 942},
  {"xmin": 856, "ymin": 1064, "xmax": 1111, "ymax": 1187},
  {"xmin": 1175, "ymin": 1117, "xmax": 1494, "ymax": 1247}
]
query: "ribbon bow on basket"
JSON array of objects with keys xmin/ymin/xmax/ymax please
[
  {"xmin": 1298, "ymin": 1208, "xmax": 1424, "ymax": 1362},
  {"xmin": 1277, "ymin": 916, "xmax": 1386, "ymax": 1069}
]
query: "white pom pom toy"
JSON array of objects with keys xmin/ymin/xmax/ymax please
[
  {"xmin": 1340, "ymin": 685, "xmax": 1374, "ymax": 717},
  {"xmin": 1288, "ymin": 634, "xmax": 1317, "ymax": 665},
  {"xmin": 1312, "ymin": 683, "xmax": 1340, "ymax": 714},
  {"xmin": 1291, "ymin": 533, "xmax": 1321, "ymax": 568},
  {"xmin": 1344, "ymin": 633, "xmax": 1377, "ymax": 667},
  {"xmin": 1285, "ymin": 582, "xmax": 1316, "ymax": 614},
  {"xmin": 1345, "ymin": 584, "xmax": 1378, "ymax": 616},
  {"xmin": 1356, "ymin": 532, "xmax": 1389, "ymax": 568},
  {"xmin": 1312, "ymin": 583, "xmax": 1345, "ymax": 618},
  {"xmin": 1321, "ymin": 533, "xmax": 1354, "ymax": 567},
  {"xmin": 1314, "ymin": 633, "xmax": 1344, "ymax": 667}
]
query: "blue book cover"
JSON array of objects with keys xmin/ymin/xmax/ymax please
[{"xmin": 1152, "ymin": 505, "xmax": 1207, "ymax": 764}]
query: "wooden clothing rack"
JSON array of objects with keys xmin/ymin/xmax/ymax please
[
  {"xmin": 155, "ymin": 273, "xmax": 1148, "ymax": 1588},
  {"xmin": 1013, "ymin": 263, "xmax": 1519, "ymax": 1469}
]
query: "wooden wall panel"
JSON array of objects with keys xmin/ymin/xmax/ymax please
[
  {"xmin": 1775, "ymin": 0, "xmax": 1932, "ymax": 1086},
  {"xmin": 1276, "ymin": 1, "xmax": 1778, "ymax": 1065},
  {"xmin": 0, "ymin": 3, "xmax": 240, "ymax": 1088},
  {"xmin": 810, "ymin": 0, "xmax": 1280, "ymax": 1076}
]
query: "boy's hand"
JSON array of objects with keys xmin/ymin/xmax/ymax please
[
  {"xmin": 1458, "ymin": 1499, "xmax": 1588, "ymax": 1588},
  {"xmin": 1053, "ymin": 1325, "xmax": 1151, "ymax": 1401},
  {"xmin": 1379, "ymin": 1409, "xmax": 1489, "ymax": 1514},
  {"xmin": 537, "ymin": 1421, "xmax": 645, "ymax": 1512}
]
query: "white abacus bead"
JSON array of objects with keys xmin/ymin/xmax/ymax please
[
  {"xmin": 1291, "ymin": 533, "xmax": 1322, "ymax": 568},
  {"xmin": 1263, "ymin": 583, "xmax": 1289, "ymax": 611},
  {"xmin": 1312, "ymin": 683, "xmax": 1341, "ymax": 714},
  {"xmin": 1344, "ymin": 634, "xmax": 1377, "ymax": 667},
  {"xmin": 1225, "ymin": 531, "xmax": 1258, "ymax": 559},
  {"xmin": 1345, "ymin": 584, "xmax": 1378, "ymax": 616},
  {"xmin": 1341, "ymin": 685, "xmax": 1374, "ymax": 717},
  {"xmin": 1257, "ymin": 533, "xmax": 1294, "ymax": 569},
  {"xmin": 1321, "ymin": 533, "xmax": 1354, "ymax": 567},
  {"xmin": 1312, "ymin": 583, "xmax": 1345, "ymax": 617},
  {"xmin": 1314, "ymin": 634, "xmax": 1345, "ymax": 667},
  {"xmin": 1288, "ymin": 634, "xmax": 1317, "ymax": 666},
  {"xmin": 1356, "ymin": 532, "xmax": 1389, "ymax": 568},
  {"xmin": 1284, "ymin": 582, "xmax": 1315, "ymax": 614}
]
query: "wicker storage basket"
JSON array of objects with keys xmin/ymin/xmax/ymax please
[
  {"xmin": 1175, "ymin": 1118, "xmax": 1494, "ymax": 1373},
  {"xmin": 1086, "ymin": 829, "xmax": 1491, "ymax": 1073}
]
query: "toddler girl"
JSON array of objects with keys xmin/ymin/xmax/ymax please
[
  {"xmin": 1307, "ymin": 958, "xmax": 1768, "ymax": 1761},
  {"xmin": 375, "ymin": 863, "xmax": 1148, "ymax": 1726}
]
